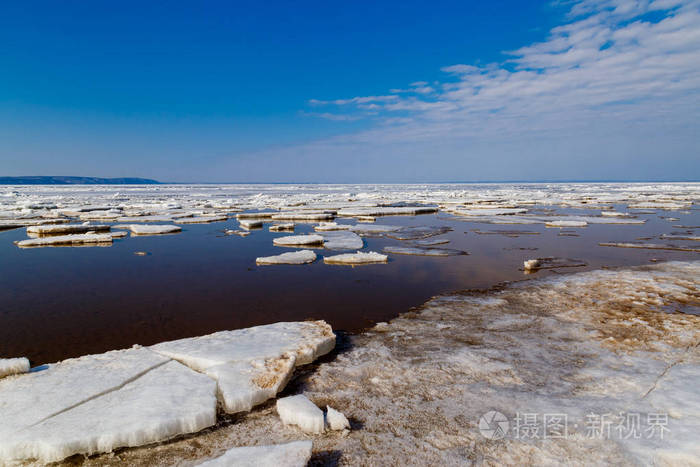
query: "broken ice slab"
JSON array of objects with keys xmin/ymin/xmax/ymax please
[
  {"xmin": 15, "ymin": 233, "xmax": 113, "ymax": 248},
  {"xmin": 545, "ymin": 220, "xmax": 588, "ymax": 228},
  {"xmin": 26, "ymin": 223, "xmax": 111, "ymax": 235},
  {"xmin": 337, "ymin": 206, "xmax": 438, "ymax": 217},
  {"xmin": 236, "ymin": 212, "xmax": 276, "ymax": 219},
  {"xmin": 0, "ymin": 219, "xmax": 70, "ymax": 231},
  {"xmin": 116, "ymin": 224, "xmax": 182, "ymax": 235},
  {"xmin": 348, "ymin": 224, "xmax": 403, "ymax": 236},
  {"xmin": 276, "ymin": 394, "xmax": 325, "ymax": 433},
  {"xmin": 383, "ymin": 246, "xmax": 467, "ymax": 256},
  {"xmin": 324, "ymin": 251, "xmax": 388, "ymax": 265},
  {"xmin": 0, "ymin": 347, "xmax": 218, "ymax": 464},
  {"xmin": 326, "ymin": 406, "xmax": 350, "ymax": 431},
  {"xmin": 150, "ymin": 321, "xmax": 335, "ymax": 414},
  {"xmin": 269, "ymin": 222, "xmax": 295, "ymax": 232},
  {"xmin": 385, "ymin": 225, "xmax": 452, "ymax": 240},
  {"xmin": 177, "ymin": 215, "xmax": 228, "ymax": 224},
  {"xmin": 659, "ymin": 234, "xmax": 700, "ymax": 241},
  {"xmin": 471, "ymin": 229, "xmax": 540, "ymax": 237},
  {"xmin": 413, "ymin": 237, "xmax": 450, "ymax": 246},
  {"xmin": 116, "ymin": 215, "xmax": 175, "ymax": 223},
  {"xmin": 314, "ymin": 221, "xmax": 351, "ymax": 231},
  {"xmin": 445, "ymin": 207, "xmax": 528, "ymax": 216},
  {"xmin": 225, "ymin": 229, "xmax": 250, "ymax": 237},
  {"xmin": 319, "ymin": 231, "xmax": 364, "ymax": 250},
  {"xmin": 239, "ymin": 219, "xmax": 263, "ymax": 229},
  {"xmin": 273, "ymin": 234, "xmax": 324, "ymax": 247},
  {"xmin": 0, "ymin": 358, "xmax": 29, "ymax": 379},
  {"xmin": 599, "ymin": 242, "xmax": 700, "ymax": 252},
  {"xmin": 197, "ymin": 440, "xmax": 312, "ymax": 467},
  {"xmin": 271, "ymin": 211, "xmax": 335, "ymax": 221},
  {"xmin": 256, "ymin": 250, "xmax": 317, "ymax": 265}
]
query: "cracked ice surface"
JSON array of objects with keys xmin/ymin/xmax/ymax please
[
  {"xmin": 99, "ymin": 261, "xmax": 700, "ymax": 466},
  {"xmin": 0, "ymin": 321, "xmax": 335, "ymax": 464},
  {"xmin": 150, "ymin": 321, "xmax": 335, "ymax": 413}
]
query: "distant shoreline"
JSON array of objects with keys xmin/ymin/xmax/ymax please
[{"xmin": 0, "ymin": 176, "xmax": 161, "ymax": 185}]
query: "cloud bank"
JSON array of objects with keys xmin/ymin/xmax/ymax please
[{"xmin": 224, "ymin": 0, "xmax": 700, "ymax": 182}]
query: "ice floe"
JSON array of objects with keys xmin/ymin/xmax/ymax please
[
  {"xmin": 0, "ymin": 358, "xmax": 29, "ymax": 379},
  {"xmin": 118, "ymin": 224, "xmax": 182, "ymax": 235},
  {"xmin": 197, "ymin": 440, "xmax": 313, "ymax": 467},
  {"xmin": 319, "ymin": 231, "xmax": 364, "ymax": 250},
  {"xmin": 15, "ymin": 233, "xmax": 114, "ymax": 248},
  {"xmin": 269, "ymin": 222, "xmax": 295, "ymax": 232},
  {"xmin": 276, "ymin": 394, "xmax": 325, "ymax": 434},
  {"xmin": 383, "ymin": 246, "xmax": 467, "ymax": 256},
  {"xmin": 273, "ymin": 234, "xmax": 324, "ymax": 247},
  {"xmin": 256, "ymin": 250, "xmax": 317, "ymax": 265},
  {"xmin": 337, "ymin": 206, "xmax": 437, "ymax": 217},
  {"xmin": 385, "ymin": 225, "xmax": 452, "ymax": 240},
  {"xmin": 314, "ymin": 221, "xmax": 350, "ymax": 231},
  {"xmin": 178, "ymin": 215, "xmax": 228, "ymax": 224},
  {"xmin": 545, "ymin": 220, "xmax": 588, "ymax": 228},
  {"xmin": 599, "ymin": 242, "xmax": 700, "ymax": 252},
  {"xmin": 26, "ymin": 223, "xmax": 111, "ymax": 235},
  {"xmin": 324, "ymin": 251, "xmax": 388, "ymax": 265},
  {"xmin": 239, "ymin": 219, "xmax": 263, "ymax": 229}
]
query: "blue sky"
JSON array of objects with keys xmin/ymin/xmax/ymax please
[{"xmin": 1, "ymin": 0, "xmax": 698, "ymax": 182}]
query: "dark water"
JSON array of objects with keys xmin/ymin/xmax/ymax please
[{"xmin": 1, "ymin": 205, "xmax": 698, "ymax": 364}]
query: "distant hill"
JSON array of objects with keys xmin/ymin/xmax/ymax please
[{"xmin": 0, "ymin": 176, "xmax": 161, "ymax": 185}]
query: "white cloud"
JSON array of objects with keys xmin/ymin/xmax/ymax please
[{"xmin": 224, "ymin": 0, "xmax": 700, "ymax": 182}]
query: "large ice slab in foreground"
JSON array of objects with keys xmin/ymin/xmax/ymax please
[
  {"xmin": 0, "ymin": 347, "xmax": 217, "ymax": 464},
  {"xmin": 150, "ymin": 321, "xmax": 335, "ymax": 413},
  {"xmin": 197, "ymin": 440, "xmax": 312, "ymax": 467},
  {"xmin": 117, "ymin": 224, "xmax": 182, "ymax": 235},
  {"xmin": 256, "ymin": 250, "xmax": 316, "ymax": 265},
  {"xmin": 320, "ymin": 230, "xmax": 364, "ymax": 250}
]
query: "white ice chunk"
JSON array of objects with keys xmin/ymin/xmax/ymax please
[
  {"xmin": 326, "ymin": 406, "xmax": 350, "ymax": 431},
  {"xmin": 26, "ymin": 224, "xmax": 110, "ymax": 234},
  {"xmin": 545, "ymin": 220, "xmax": 588, "ymax": 228},
  {"xmin": 120, "ymin": 224, "xmax": 181, "ymax": 235},
  {"xmin": 0, "ymin": 358, "xmax": 29, "ymax": 379},
  {"xmin": 337, "ymin": 206, "xmax": 437, "ymax": 217},
  {"xmin": 0, "ymin": 347, "xmax": 217, "ymax": 464},
  {"xmin": 239, "ymin": 219, "xmax": 263, "ymax": 229},
  {"xmin": 269, "ymin": 222, "xmax": 295, "ymax": 232},
  {"xmin": 256, "ymin": 250, "xmax": 317, "ymax": 265},
  {"xmin": 320, "ymin": 231, "xmax": 364, "ymax": 250},
  {"xmin": 324, "ymin": 251, "xmax": 388, "ymax": 265},
  {"xmin": 15, "ymin": 233, "xmax": 113, "ymax": 248},
  {"xmin": 273, "ymin": 234, "xmax": 324, "ymax": 247},
  {"xmin": 523, "ymin": 259, "xmax": 541, "ymax": 270},
  {"xmin": 314, "ymin": 222, "xmax": 350, "ymax": 231},
  {"xmin": 150, "ymin": 321, "xmax": 335, "ymax": 414},
  {"xmin": 276, "ymin": 394, "xmax": 324, "ymax": 433},
  {"xmin": 270, "ymin": 211, "xmax": 334, "ymax": 221},
  {"xmin": 177, "ymin": 215, "xmax": 228, "ymax": 224},
  {"xmin": 197, "ymin": 440, "xmax": 312, "ymax": 467}
]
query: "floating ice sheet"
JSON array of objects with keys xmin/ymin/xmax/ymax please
[
  {"xmin": 26, "ymin": 223, "xmax": 110, "ymax": 235},
  {"xmin": 117, "ymin": 224, "xmax": 182, "ymax": 235},
  {"xmin": 599, "ymin": 242, "xmax": 700, "ymax": 252},
  {"xmin": 324, "ymin": 251, "xmax": 388, "ymax": 265},
  {"xmin": 385, "ymin": 225, "xmax": 452, "ymax": 240},
  {"xmin": 15, "ymin": 233, "xmax": 113, "ymax": 248},
  {"xmin": 273, "ymin": 234, "xmax": 324, "ymax": 247},
  {"xmin": 383, "ymin": 246, "xmax": 467, "ymax": 256},
  {"xmin": 256, "ymin": 250, "xmax": 317, "ymax": 265},
  {"xmin": 320, "ymin": 231, "xmax": 364, "ymax": 250}
]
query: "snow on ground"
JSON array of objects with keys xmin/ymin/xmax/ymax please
[
  {"xmin": 256, "ymin": 250, "xmax": 317, "ymax": 265},
  {"xmin": 61, "ymin": 261, "xmax": 699, "ymax": 466},
  {"xmin": 324, "ymin": 251, "xmax": 388, "ymax": 265},
  {"xmin": 0, "ymin": 322, "xmax": 335, "ymax": 464},
  {"xmin": 0, "ymin": 358, "xmax": 29, "ymax": 378},
  {"xmin": 196, "ymin": 440, "xmax": 312, "ymax": 467}
]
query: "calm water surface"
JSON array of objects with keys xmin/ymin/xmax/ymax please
[{"xmin": 1, "ymin": 205, "xmax": 698, "ymax": 364}]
